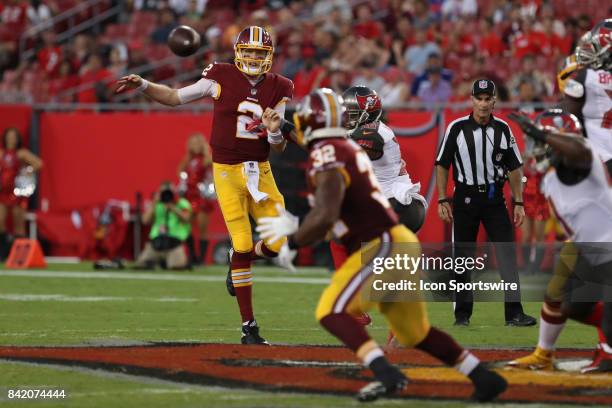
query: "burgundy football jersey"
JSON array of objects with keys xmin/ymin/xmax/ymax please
[
  {"xmin": 202, "ymin": 62, "xmax": 293, "ymax": 164},
  {"xmin": 306, "ymin": 138, "xmax": 398, "ymax": 253}
]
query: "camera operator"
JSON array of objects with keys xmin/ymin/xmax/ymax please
[{"xmin": 134, "ymin": 181, "xmax": 192, "ymax": 270}]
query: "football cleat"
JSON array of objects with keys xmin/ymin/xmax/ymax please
[
  {"xmin": 226, "ymin": 249, "xmax": 236, "ymax": 297},
  {"xmin": 241, "ymin": 320, "xmax": 269, "ymax": 345},
  {"xmin": 469, "ymin": 364, "xmax": 508, "ymax": 402},
  {"xmin": 506, "ymin": 346, "xmax": 554, "ymax": 370},
  {"xmin": 356, "ymin": 371, "xmax": 408, "ymax": 402},
  {"xmin": 581, "ymin": 343, "xmax": 612, "ymax": 373}
]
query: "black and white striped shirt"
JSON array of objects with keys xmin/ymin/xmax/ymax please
[{"xmin": 435, "ymin": 114, "xmax": 522, "ymax": 186}]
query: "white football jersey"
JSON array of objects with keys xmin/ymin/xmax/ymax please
[
  {"xmin": 541, "ymin": 144, "xmax": 612, "ymax": 264},
  {"xmin": 373, "ymin": 122, "xmax": 427, "ymax": 207},
  {"xmin": 373, "ymin": 122, "xmax": 403, "ymax": 194},
  {"xmin": 564, "ymin": 68, "xmax": 612, "ymax": 162}
]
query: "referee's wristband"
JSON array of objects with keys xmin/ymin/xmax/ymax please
[
  {"xmin": 512, "ymin": 200, "xmax": 524, "ymax": 206},
  {"xmin": 287, "ymin": 235, "xmax": 299, "ymax": 250},
  {"xmin": 438, "ymin": 198, "xmax": 451, "ymax": 204}
]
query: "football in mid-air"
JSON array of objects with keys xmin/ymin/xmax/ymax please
[{"xmin": 167, "ymin": 25, "xmax": 201, "ymax": 57}]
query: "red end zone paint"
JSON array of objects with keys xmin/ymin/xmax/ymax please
[{"xmin": 0, "ymin": 344, "xmax": 610, "ymax": 405}]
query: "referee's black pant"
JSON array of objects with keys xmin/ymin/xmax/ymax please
[{"xmin": 452, "ymin": 184, "xmax": 524, "ymax": 321}]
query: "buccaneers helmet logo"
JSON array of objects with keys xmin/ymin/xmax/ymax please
[{"xmin": 355, "ymin": 94, "xmax": 381, "ymax": 112}]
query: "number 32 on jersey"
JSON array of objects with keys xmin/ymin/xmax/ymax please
[{"xmin": 311, "ymin": 144, "xmax": 390, "ymax": 209}]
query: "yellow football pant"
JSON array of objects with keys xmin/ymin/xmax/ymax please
[
  {"xmin": 315, "ymin": 224, "xmax": 431, "ymax": 347},
  {"xmin": 546, "ymin": 241, "xmax": 578, "ymax": 302},
  {"xmin": 213, "ymin": 161, "xmax": 286, "ymax": 254}
]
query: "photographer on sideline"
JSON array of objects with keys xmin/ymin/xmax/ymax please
[{"xmin": 134, "ymin": 181, "xmax": 192, "ymax": 270}]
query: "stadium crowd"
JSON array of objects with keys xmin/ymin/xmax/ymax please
[{"xmin": 0, "ymin": 0, "xmax": 609, "ymax": 105}]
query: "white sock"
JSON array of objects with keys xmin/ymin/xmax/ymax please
[
  {"xmin": 455, "ymin": 351, "xmax": 480, "ymax": 376},
  {"xmin": 601, "ymin": 342, "xmax": 612, "ymax": 354},
  {"xmin": 537, "ymin": 319, "xmax": 565, "ymax": 351},
  {"xmin": 362, "ymin": 347, "xmax": 384, "ymax": 366}
]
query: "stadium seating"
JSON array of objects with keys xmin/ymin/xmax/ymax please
[{"xmin": 0, "ymin": 0, "xmax": 606, "ymax": 104}]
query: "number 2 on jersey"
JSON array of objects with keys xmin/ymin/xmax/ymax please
[{"xmin": 236, "ymin": 100, "xmax": 263, "ymax": 139}]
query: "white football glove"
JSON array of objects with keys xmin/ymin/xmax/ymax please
[
  {"xmin": 275, "ymin": 243, "xmax": 297, "ymax": 273},
  {"xmin": 256, "ymin": 204, "xmax": 299, "ymax": 244}
]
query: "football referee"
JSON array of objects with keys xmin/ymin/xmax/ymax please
[{"xmin": 435, "ymin": 79, "xmax": 536, "ymax": 327}]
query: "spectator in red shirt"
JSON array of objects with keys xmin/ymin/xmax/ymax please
[
  {"xmin": 478, "ymin": 17, "xmax": 505, "ymax": 57},
  {"xmin": 77, "ymin": 54, "xmax": 114, "ymax": 103},
  {"xmin": 36, "ymin": 30, "xmax": 62, "ymax": 78},
  {"xmin": 108, "ymin": 43, "xmax": 128, "ymax": 77},
  {"xmin": 537, "ymin": 17, "xmax": 562, "ymax": 58},
  {"xmin": 353, "ymin": 4, "xmax": 381, "ymax": 40},
  {"xmin": 293, "ymin": 55, "xmax": 326, "ymax": 99},
  {"xmin": 511, "ymin": 20, "xmax": 545, "ymax": 59},
  {"xmin": 49, "ymin": 60, "xmax": 79, "ymax": 103},
  {"xmin": 67, "ymin": 33, "xmax": 93, "ymax": 72},
  {"xmin": 501, "ymin": 6, "xmax": 522, "ymax": 47},
  {"xmin": 556, "ymin": 18, "xmax": 577, "ymax": 56},
  {"xmin": 1, "ymin": 0, "xmax": 28, "ymax": 42}
]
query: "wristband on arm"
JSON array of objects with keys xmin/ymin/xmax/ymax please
[
  {"xmin": 136, "ymin": 79, "xmax": 149, "ymax": 92},
  {"xmin": 267, "ymin": 129, "xmax": 284, "ymax": 145},
  {"xmin": 512, "ymin": 200, "xmax": 524, "ymax": 206},
  {"xmin": 438, "ymin": 198, "xmax": 451, "ymax": 204}
]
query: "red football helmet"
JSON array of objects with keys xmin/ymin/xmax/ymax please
[
  {"xmin": 574, "ymin": 31, "xmax": 597, "ymax": 67},
  {"xmin": 535, "ymin": 108, "xmax": 583, "ymax": 135},
  {"xmin": 234, "ymin": 26, "xmax": 274, "ymax": 76},
  {"xmin": 588, "ymin": 19, "xmax": 612, "ymax": 70},
  {"xmin": 531, "ymin": 109, "xmax": 583, "ymax": 172},
  {"xmin": 341, "ymin": 86, "xmax": 382, "ymax": 130},
  {"xmin": 293, "ymin": 88, "xmax": 346, "ymax": 147}
]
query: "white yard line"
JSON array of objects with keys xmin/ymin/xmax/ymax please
[
  {"xmin": 0, "ymin": 270, "xmax": 330, "ymax": 285},
  {"xmin": 0, "ymin": 270, "xmax": 543, "ymax": 290},
  {"xmin": 0, "ymin": 327, "xmax": 325, "ymax": 337},
  {"xmin": 0, "ymin": 294, "xmax": 199, "ymax": 302}
]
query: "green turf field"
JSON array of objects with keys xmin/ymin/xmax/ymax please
[{"xmin": 0, "ymin": 264, "xmax": 602, "ymax": 407}]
